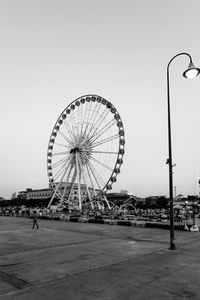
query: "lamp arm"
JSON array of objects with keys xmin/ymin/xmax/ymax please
[{"xmin": 167, "ymin": 52, "xmax": 192, "ymax": 72}]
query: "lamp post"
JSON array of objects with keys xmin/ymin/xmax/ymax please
[{"xmin": 167, "ymin": 52, "xmax": 200, "ymax": 250}]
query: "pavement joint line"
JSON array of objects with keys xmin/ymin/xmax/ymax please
[
  {"xmin": 0, "ymin": 262, "xmax": 22, "ymax": 267},
  {"xmin": 40, "ymin": 227, "xmax": 172, "ymax": 244},
  {"xmin": 0, "ymin": 271, "xmax": 30, "ymax": 289},
  {"xmin": 125, "ymin": 237, "xmax": 169, "ymax": 244},
  {"xmin": 172, "ymin": 250, "xmax": 200, "ymax": 259},
  {"xmin": 0, "ymin": 246, "xmax": 172, "ymax": 299},
  {"xmin": 0, "ymin": 236, "xmax": 169, "ymax": 261},
  {"xmin": 0, "ymin": 239, "xmax": 105, "ymax": 258}
]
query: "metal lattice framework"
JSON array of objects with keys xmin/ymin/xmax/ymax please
[{"xmin": 47, "ymin": 95, "xmax": 125, "ymax": 210}]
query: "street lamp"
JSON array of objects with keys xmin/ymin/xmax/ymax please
[{"xmin": 167, "ymin": 52, "xmax": 200, "ymax": 250}]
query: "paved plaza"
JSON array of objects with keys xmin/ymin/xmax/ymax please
[{"xmin": 0, "ymin": 216, "xmax": 200, "ymax": 299}]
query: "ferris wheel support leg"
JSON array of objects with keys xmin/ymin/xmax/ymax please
[
  {"xmin": 88, "ymin": 161, "xmax": 105, "ymax": 195},
  {"xmin": 76, "ymin": 152, "xmax": 82, "ymax": 210},
  {"xmin": 97, "ymin": 201, "xmax": 101, "ymax": 210},
  {"xmin": 86, "ymin": 165, "xmax": 96, "ymax": 197},
  {"xmin": 67, "ymin": 168, "xmax": 77, "ymax": 204},
  {"xmin": 60, "ymin": 163, "xmax": 73, "ymax": 205},
  {"xmin": 47, "ymin": 166, "xmax": 69, "ymax": 209},
  {"xmin": 85, "ymin": 164, "xmax": 98, "ymax": 208},
  {"xmin": 47, "ymin": 192, "xmax": 57, "ymax": 209},
  {"xmin": 78, "ymin": 156, "xmax": 94, "ymax": 210},
  {"xmin": 103, "ymin": 195, "xmax": 111, "ymax": 210},
  {"xmin": 87, "ymin": 161, "xmax": 107, "ymax": 210}
]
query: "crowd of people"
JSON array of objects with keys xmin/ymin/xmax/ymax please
[{"xmin": 0, "ymin": 204, "xmax": 198, "ymax": 221}]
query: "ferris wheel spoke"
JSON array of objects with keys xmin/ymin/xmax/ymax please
[
  {"xmin": 81, "ymin": 101, "xmax": 104, "ymax": 140},
  {"xmin": 64, "ymin": 162, "xmax": 74, "ymax": 186},
  {"xmin": 67, "ymin": 117, "xmax": 81, "ymax": 145},
  {"xmin": 87, "ymin": 106, "xmax": 109, "ymax": 139},
  {"xmin": 73, "ymin": 124, "xmax": 82, "ymax": 146},
  {"xmin": 58, "ymin": 130, "xmax": 74, "ymax": 148},
  {"xmin": 54, "ymin": 160, "xmax": 71, "ymax": 191},
  {"xmin": 53, "ymin": 166, "xmax": 67, "ymax": 182},
  {"xmin": 77, "ymin": 152, "xmax": 84, "ymax": 209},
  {"xmin": 67, "ymin": 166, "xmax": 77, "ymax": 203},
  {"xmin": 78, "ymin": 102, "xmax": 84, "ymax": 138},
  {"xmin": 73, "ymin": 104, "xmax": 84, "ymax": 140},
  {"xmin": 90, "ymin": 134, "xmax": 119, "ymax": 148},
  {"xmin": 77, "ymin": 157, "xmax": 94, "ymax": 208},
  {"xmin": 81, "ymin": 117, "xmax": 93, "ymax": 141},
  {"xmin": 88, "ymin": 101, "xmax": 101, "ymax": 127},
  {"xmin": 79, "ymin": 102, "xmax": 84, "ymax": 137},
  {"xmin": 70, "ymin": 110, "xmax": 80, "ymax": 144},
  {"xmin": 54, "ymin": 142, "xmax": 71, "ymax": 149},
  {"xmin": 53, "ymin": 157, "xmax": 72, "ymax": 181},
  {"xmin": 90, "ymin": 156, "xmax": 114, "ymax": 171},
  {"xmin": 80, "ymin": 151, "xmax": 92, "ymax": 163},
  {"xmin": 88, "ymin": 160, "xmax": 105, "ymax": 188},
  {"xmin": 68, "ymin": 108, "xmax": 81, "ymax": 144},
  {"xmin": 87, "ymin": 160, "xmax": 105, "ymax": 191},
  {"xmin": 91, "ymin": 150, "xmax": 118, "ymax": 155},
  {"xmin": 52, "ymin": 151, "xmax": 70, "ymax": 157},
  {"xmin": 90, "ymin": 103, "xmax": 108, "ymax": 130},
  {"xmin": 85, "ymin": 101, "xmax": 100, "ymax": 135},
  {"xmin": 60, "ymin": 163, "xmax": 74, "ymax": 203},
  {"xmin": 89, "ymin": 118, "xmax": 117, "ymax": 145},
  {"xmin": 80, "ymin": 101, "xmax": 90, "ymax": 137},
  {"xmin": 63, "ymin": 121, "xmax": 76, "ymax": 144},
  {"xmin": 52, "ymin": 156, "xmax": 69, "ymax": 169},
  {"xmin": 85, "ymin": 164, "xmax": 99, "ymax": 197},
  {"xmin": 47, "ymin": 164, "xmax": 70, "ymax": 208}
]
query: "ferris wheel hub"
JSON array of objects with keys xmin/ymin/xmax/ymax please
[{"xmin": 70, "ymin": 147, "xmax": 80, "ymax": 154}]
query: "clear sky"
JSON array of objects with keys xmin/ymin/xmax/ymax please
[{"xmin": 1, "ymin": 0, "xmax": 200, "ymax": 199}]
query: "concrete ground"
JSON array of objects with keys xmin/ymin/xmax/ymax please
[{"xmin": 0, "ymin": 216, "xmax": 200, "ymax": 300}]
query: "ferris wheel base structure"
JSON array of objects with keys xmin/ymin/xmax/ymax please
[{"xmin": 47, "ymin": 95, "xmax": 125, "ymax": 211}]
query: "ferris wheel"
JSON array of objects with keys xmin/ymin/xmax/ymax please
[{"xmin": 47, "ymin": 95, "xmax": 125, "ymax": 210}]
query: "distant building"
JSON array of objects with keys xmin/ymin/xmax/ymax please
[
  {"xmin": 26, "ymin": 188, "xmax": 53, "ymax": 200},
  {"xmin": 120, "ymin": 190, "xmax": 128, "ymax": 194},
  {"xmin": 17, "ymin": 189, "xmax": 32, "ymax": 199},
  {"xmin": 145, "ymin": 196, "xmax": 168, "ymax": 208},
  {"xmin": 19, "ymin": 183, "xmax": 100, "ymax": 204}
]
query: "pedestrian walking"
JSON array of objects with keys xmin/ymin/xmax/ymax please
[{"xmin": 32, "ymin": 211, "xmax": 39, "ymax": 229}]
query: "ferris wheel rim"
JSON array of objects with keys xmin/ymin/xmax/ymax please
[{"xmin": 47, "ymin": 94, "xmax": 125, "ymax": 205}]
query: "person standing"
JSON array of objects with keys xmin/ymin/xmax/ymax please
[{"xmin": 32, "ymin": 210, "xmax": 39, "ymax": 229}]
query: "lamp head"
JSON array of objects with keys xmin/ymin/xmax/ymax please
[{"xmin": 183, "ymin": 61, "xmax": 200, "ymax": 79}]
